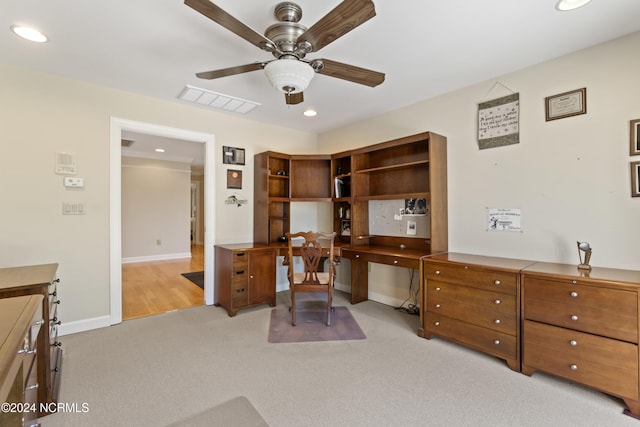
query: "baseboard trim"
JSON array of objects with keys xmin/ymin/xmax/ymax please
[
  {"xmin": 58, "ymin": 315, "xmax": 111, "ymax": 336},
  {"xmin": 122, "ymin": 252, "xmax": 192, "ymax": 264}
]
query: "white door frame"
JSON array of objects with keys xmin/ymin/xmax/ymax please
[{"xmin": 109, "ymin": 117, "xmax": 216, "ymax": 325}]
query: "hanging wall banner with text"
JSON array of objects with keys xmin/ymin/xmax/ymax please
[{"xmin": 478, "ymin": 93, "xmax": 520, "ymax": 150}]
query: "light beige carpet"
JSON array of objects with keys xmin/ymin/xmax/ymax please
[{"xmin": 166, "ymin": 396, "xmax": 268, "ymax": 427}]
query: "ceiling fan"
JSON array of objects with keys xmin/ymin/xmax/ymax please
[{"xmin": 184, "ymin": 0, "xmax": 385, "ymax": 105}]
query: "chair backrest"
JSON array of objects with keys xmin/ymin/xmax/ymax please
[{"xmin": 286, "ymin": 231, "xmax": 336, "ymax": 285}]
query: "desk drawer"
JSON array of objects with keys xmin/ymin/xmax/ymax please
[
  {"xmin": 343, "ymin": 251, "xmax": 418, "ymax": 269},
  {"xmin": 523, "ymin": 320, "xmax": 639, "ymax": 400},
  {"xmin": 426, "ymin": 282, "xmax": 516, "ymax": 335},
  {"xmin": 425, "ymin": 312, "xmax": 516, "ymax": 360},
  {"xmin": 424, "ymin": 263, "xmax": 517, "ymax": 295},
  {"xmin": 523, "ymin": 278, "xmax": 638, "ymax": 343}
]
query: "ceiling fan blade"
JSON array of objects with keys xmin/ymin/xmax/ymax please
[
  {"xmin": 185, "ymin": 0, "xmax": 278, "ymax": 53},
  {"xmin": 297, "ymin": 0, "xmax": 376, "ymax": 53},
  {"xmin": 315, "ymin": 59, "xmax": 384, "ymax": 87},
  {"xmin": 196, "ymin": 62, "xmax": 266, "ymax": 80},
  {"xmin": 285, "ymin": 92, "xmax": 304, "ymax": 105}
]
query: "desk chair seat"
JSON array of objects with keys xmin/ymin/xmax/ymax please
[{"xmin": 286, "ymin": 231, "xmax": 336, "ymax": 326}]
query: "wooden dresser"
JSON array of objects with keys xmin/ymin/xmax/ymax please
[
  {"xmin": 0, "ymin": 295, "xmax": 43, "ymax": 427},
  {"xmin": 521, "ymin": 262, "xmax": 640, "ymax": 416},
  {"xmin": 214, "ymin": 244, "xmax": 277, "ymax": 316},
  {"xmin": 422, "ymin": 253, "xmax": 535, "ymax": 371},
  {"xmin": 0, "ymin": 264, "xmax": 61, "ymax": 417}
]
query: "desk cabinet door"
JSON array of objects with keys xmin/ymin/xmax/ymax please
[{"xmin": 248, "ymin": 250, "xmax": 276, "ymax": 305}]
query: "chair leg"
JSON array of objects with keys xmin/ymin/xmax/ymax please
[
  {"xmin": 326, "ymin": 290, "xmax": 332, "ymax": 326},
  {"xmin": 291, "ymin": 290, "xmax": 296, "ymax": 326}
]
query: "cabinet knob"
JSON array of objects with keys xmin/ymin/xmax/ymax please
[
  {"xmin": 435, "ymin": 270, "xmax": 440, "ymax": 275},
  {"xmin": 393, "ymin": 260, "xmax": 398, "ymax": 264},
  {"xmin": 355, "ymin": 254, "xmax": 360, "ymax": 258},
  {"xmin": 570, "ymin": 364, "xmax": 578, "ymax": 371},
  {"xmin": 494, "ymin": 280, "xmax": 501, "ymax": 285},
  {"xmin": 571, "ymin": 315, "xmax": 578, "ymax": 321},
  {"xmin": 570, "ymin": 340, "xmax": 577, "ymax": 346},
  {"xmin": 49, "ymin": 290, "xmax": 57, "ymax": 296},
  {"xmin": 570, "ymin": 291, "xmax": 578, "ymax": 297},
  {"xmin": 435, "ymin": 287, "xmax": 441, "ymax": 291},
  {"xmin": 435, "ymin": 304, "xmax": 441, "ymax": 309},
  {"xmin": 53, "ymin": 299, "xmax": 61, "ymax": 304},
  {"xmin": 494, "ymin": 299, "xmax": 501, "ymax": 305},
  {"xmin": 434, "ymin": 321, "xmax": 440, "ymax": 326},
  {"xmin": 494, "ymin": 319, "xmax": 501, "ymax": 324},
  {"xmin": 494, "ymin": 340, "xmax": 500, "ymax": 345},
  {"xmin": 571, "ymin": 280, "xmax": 577, "ymax": 284}
]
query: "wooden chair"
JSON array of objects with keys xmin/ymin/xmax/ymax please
[{"xmin": 286, "ymin": 231, "xmax": 337, "ymax": 326}]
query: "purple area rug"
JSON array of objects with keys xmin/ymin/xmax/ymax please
[{"xmin": 268, "ymin": 306, "xmax": 366, "ymax": 343}]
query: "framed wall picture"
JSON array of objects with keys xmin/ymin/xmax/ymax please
[
  {"xmin": 630, "ymin": 119, "xmax": 640, "ymax": 156},
  {"xmin": 545, "ymin": 88, "xmax": 586, "ymax": 121},
  {"xmin": 222, "ymin": 146, "xmax": 245, "ymax": 165},
  {"xmin": 631, "ymin": 161, "xmax": 640, "ymax": 198},
  {"xmin": 227, "ymin": 169, "xmax": 242, "ymax": 189}
]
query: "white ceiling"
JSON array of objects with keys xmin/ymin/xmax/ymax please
[{"xmin": 3, "ymin": 1, "xmax": 640, "ymax": 141}]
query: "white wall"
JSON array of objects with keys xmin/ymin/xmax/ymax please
[
  {"xmin": 319, "ymin": 32, "xmax": 640, "ymax": 306},
  {"xmin": 0, "ymin": 63, "xmax": 317, "ymax": 326},
  {"xmin": 121, "ymin": 157, "xmax": 191, "ymax": 261}
]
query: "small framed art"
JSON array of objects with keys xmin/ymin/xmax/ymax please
[
  {"xmin": 631, "ymin": 161, "xmax": 640, "ymax": 198},
  {"xmin": 630, "ymin": 119, "xmax": 640, "ymax": 156},
  {"xmin": 227, "ymin": 169, "xmax": 242, "ymax": 189},
  {"xmin": 545, "ymin": 88, "xmax": 586, "ymax": 121},
  {"xmin": 222, "ymin": 146, "xmax": 245, "ymax": 165}
]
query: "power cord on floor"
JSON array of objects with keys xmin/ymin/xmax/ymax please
[{"xmin": 396, "ymin": 268, "xmax": 420, "ymax": 315}]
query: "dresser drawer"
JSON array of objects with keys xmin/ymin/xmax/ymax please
[
  {"xmin": 426, "ymin": 281, "xmax": 516, "ymax": 334},
  {"xmin": 232, "ymin": 251, "xmax": 249, "ymax": 271},
  {"xmin": 523, "ymin": 320, "xmax": 639, "ymax": 400},
  {"xmin": 524, "ymin": 278, "xmax": 638, "ymax": 343},
  {"xmin": 425, "ymin": 312, "xmax": 516, "ymax": 360},
  {"xmin": 424, "ymin": 263, "xmax": 517, "ymax": 295}
]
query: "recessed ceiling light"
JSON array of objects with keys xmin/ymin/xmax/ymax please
[
  {"xmin": 555, "ymin": 0, "xmax": 592, "ymax": 11},
  {"xmin": 155, "ymin": 148, "xmax": 165, "ymax": 153},
  {"xmin": 10, "ymin": 25, "xmax": 48, "ymax": 42},
  {"xmin": 303, "ymin": 109, "xmax": 317, "ymax": 117}
]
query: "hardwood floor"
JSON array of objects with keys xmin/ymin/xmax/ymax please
[{"xmin": 122, "ymin": 245, "xmax": 204, "ymax": 321}]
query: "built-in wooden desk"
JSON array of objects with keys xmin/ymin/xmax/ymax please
[{"xmin": 341, "ymin": 245, "xmax": 431, "ymax": 304}]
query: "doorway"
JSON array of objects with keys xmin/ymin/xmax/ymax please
[{"xmin": 110, "ymin": 118, "xmax": 216, "ymax": 325}]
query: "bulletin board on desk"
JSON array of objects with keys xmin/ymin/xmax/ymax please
[{"xmin": 368, "ymin": 199, "xmax": 430, "ymax": 238}]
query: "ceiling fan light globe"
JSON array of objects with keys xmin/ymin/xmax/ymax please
[{"xmin": 264, "ymin": 59, "xmax": 314, "ymax": 94}]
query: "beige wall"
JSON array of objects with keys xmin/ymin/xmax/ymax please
[
  {"xmin": 319, "ymin": 32, "xmax": 640, "ymax": 305},
  {"xmin": 121, "ymin": 157, "xmax": 191, "ymax": 261},
  {"xmin": 0, "ymin": 64, "xmax": 317, "ymax": 325}
]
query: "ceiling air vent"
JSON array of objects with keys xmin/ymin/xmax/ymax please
[
  {"xmin": 178, "ymin": 85, "xmax": 260, "ymax": 114},
  {"xmin": 121, "ymin": 139, "xmax": 135, "ymax": 148}
]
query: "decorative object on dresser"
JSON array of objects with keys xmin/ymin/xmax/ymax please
[
  {"xmin": 521, "ymin": 262, "xmax": 640, "ymax": 417},
  {"xmin": 214, "ymin": 244, "xmax": 277, "ymax": 316},
  {"xmin": 0, "ymin": 264, "xmax": 61, "ymax": 418},
  {"xmin": 576, "ymin": 241, "xmax": 592, "ymax": 270},
  {"xmin": 421, "ymin": 253, "xmax": 536, "ymax": 372},
  {"xmin": 0, "ymin": 295, "xmax": 43, "ymax": 427}
]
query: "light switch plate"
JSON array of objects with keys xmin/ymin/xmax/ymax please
[{"xmin": 64, "ymin": 177, "xmax": 84, "ymax": 188}]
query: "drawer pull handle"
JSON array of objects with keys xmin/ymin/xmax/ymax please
[
  {"xmin": 435, "ymin": 304, "xmax": 441, "ymax": 309},
  {"xmin": 236, "ymin": 252, "xmax": 246, "ymax": 257},
  {"xmin": 494, "ymin": 299, "xmax": 501, "ymax": 305},
  {"xmin": 355, "ymin": 254, "xmax": 360, "ymax": 258},
  {"xmin": 393, "ymin": 260, "xmax": 398, "ymax": 264},
  {"xmin": 570, "ymin": 340, "xmax": 577, "ymax": 346},
  {"xmin": 571, "ymin": 280, "xmax": 577, "ymax": 284},
  {"xmin": 570, "ymin": 364, "xmax": 578, "ymax": 371},
  {"xmin": 494, "ymin": 319, "xmax": 501, "ymax": 324},
  {"xmin": 33, "ymin": 319, "xmax": 45, "ymax": 326},
  {"xmin": 49, "ymin": 290, "xmax": 57, "ymax": 296},
  {"xmin": 494, "ymin": 340, "xmax": 500, "ymax": 345},
  {"xmin": 434, "ymin": 321, "xmax": 440, "ymax": 326},
  {"xmin": 571, "ymin": 315, "xmax": 578, "ymax": 321},
  {"xmin": 51, "ymin": 341, "xmax": 62, "ymax": 347},
  {"xmin": 25, "ymin": 384, "xmax": 39, "ymax": 391},
  {"xmin": 53, "ymin": 299, "xmax": 61, "ymax": 304},
  {"xmin": 52, "ymin": 320, "xmax": 62, "ymax": 326},
  {"xmin": 570, "ymin": 291, "xmax": 578, "ymax": 297},
  {"xmin": 235, "ymin": 288, "xmax": 245, "ymax": 293},
  {"xmin": 435, "ymin": 270, "xmax": 440, "ymax": 275},
  {"xmin": 435, "ymin": 287, "xmax": 441, "ymax": 291},
  {"xmin": 235, "ymin": 270, "xmax": 245, "ymax": 275},
  {"xmin": 494, "ymin": 280, "xmax": 501, "ymax": 285}
]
